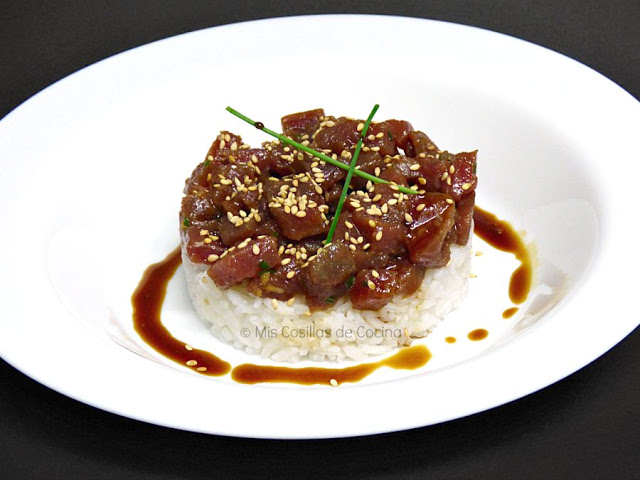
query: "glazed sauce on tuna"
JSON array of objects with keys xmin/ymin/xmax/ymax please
[
  {"xmin": 473, "ymin": 207, "xmax": 532, "ymax": 304},
  {"xmin": 131, "ymin": 247, "xmax": 231, "ymax": 376},
  {"xmin": 232, "ymin": 345, "xmax": 431, "ymax": 385}
]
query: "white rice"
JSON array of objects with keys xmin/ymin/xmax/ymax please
[{"xmin": 182, "ymin": 241, "xmax": 471, "ymax": 362}]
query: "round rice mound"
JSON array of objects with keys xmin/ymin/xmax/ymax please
[{"xmin": 182, "ymin": 241, "xmax": 471, "ymax": 362}]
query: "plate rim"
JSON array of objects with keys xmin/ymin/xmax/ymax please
[{"xmin": 0, "ymin": 13, "xmax": 639, "ymax": 439}]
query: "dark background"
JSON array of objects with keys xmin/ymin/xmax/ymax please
[{"xmin": 1, "ymin": 1, "xmax": 638, "ymax": 479}]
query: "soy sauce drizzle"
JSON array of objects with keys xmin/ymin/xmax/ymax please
[
  {"xmin": 231, "ymin": 345, "xmax": 431, "ymax": 385},
  {"xmin": 473, "ymin": 207, "xmax": 532, "ymax": 304},
  {"xmin": 131, "ymin": 247, "xmax": 231, "ymax": 376},
  {"xmin": 132, "ymin": 206, "xmax": 530, "ymax": 384}
]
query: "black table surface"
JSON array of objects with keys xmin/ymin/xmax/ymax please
[{"xmin": 1, "ymin": 1, "xmax": 639, "ymax": 479}]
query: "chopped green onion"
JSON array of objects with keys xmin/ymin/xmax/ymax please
[
  {"xmin": 324, "ymin": 104, "xmax": 379, "ymax": 244},
  {"xmin": 225, "ymin": 106, "xmax": 417, "ymax": 196},
  {"xmin": 345, "ymin": 275, "xmax": 355, "ymax": 289},
  {"xmin": 325, "ymin": 296, "xmax": 336, "ymax": 304},
  {"xmin": 183, "ymin": 217, "xmax": 190, "ymax": 228},
  {"xmin": 258, "ymin": 260, "xmax": 270, "ymax": 271}
]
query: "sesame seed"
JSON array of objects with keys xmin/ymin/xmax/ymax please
[
  {"xmin": 461, "ymin": 182, "xmax": 472, "ymax": 190},
  {"xmin": 356, "ymin": 122, "xmax": 364, "ymax": 131},
  {"xmin": 449, "ymin": 165, "xmax": 455, "ymax": 174},
  {"xmin": 405, "ymin": 213, "xmax": 414, "ymax": 223},
  {"xmin": 186, "ymin": 360, "xmax": 198, "ymax": 366},
  {"xmin": 252, "ymin": 245, "xmax": 260, "ymax": 255},
  {"xmin": 203, "ymin": 238, "xmax": 212, "ymax": 244},
  {"xmin": 200, "ymin": 229, "xmax": 209, "ymax": 236},
  {"xmin": 287, "ymin": 297, "xmax": 296, "ymax": 306},
  {"xmin": 418, "ymin": 177, "xmax": 427, "ymax": 185},
  {"xmin": 196, "ymin": 367, "xmax": 208, "ymax": 372},
  {"xmin": 295, "ymin": 210, "xmax": 307, "ymax": 218},
  {"xmin": 207, "ymin": 254, "xmax": 219, "ymax": 262},
  {"xmin": 363, "ymin": 243, "xmax": 371, "ymax": 250},
  {"xmin": 230, "ymin": 142, "xmax": 238, "ymax": 151},
  {"xmin": 271, "ymin": 299, "xmax": 278, "ymax": 309},
  {"xmin": 281, "ymin": 258, "xmax": 291, "ymax": 266},
  {"xmin": 475, "ymin": 251, "xmax": 484, "ymax": 256},
  {"xmin": 367, "ymin": 134, "xmax": 375, "ymax": 141},
  {"xmin": 219, "ymin": 139, "xmax": 226, "ymax": 149},
  {"xmin": 370, "ymin": 146, "xmax": 380, "ymax": 152},
  {"xmin": 372, "ymin": 270, "xmax": 379, "ymax": 278},
  {"xmin": 185, "ymin": 344, "xmax": 193, "ymax": 351},
  {"xmin": 446, "ymin": 177, "xmax": 452, "ymax": 185},
  {"xmin": 345, "ymin": 221, "xmax": 354, "ymax": 229},
  {"xmin": 375, "ymin": 231, "xmax": 383, "ymax": 241},
  {"xmin": 375, "ymin": 132, "xmax": 384, "ymax": 138},
  {"xmin": 410, "ymin": 164, "xmax": 420, "ymax": 171},
  {"xmin": 416, "ymin": 204, "xmax": 426, "ymax": 212},
  {"xmin": 330, "ymin": 379, "xmax": 338, "ymax": 387},
  {"xmin": 446, "ymin": 198, "xmax": 454, "ymax": 204},
  {"xmin": 441, "ymin": 172, "xmax": 449, "ymax": 181},
  {"xmin": 368, "ymin": 219, "xmax": 376, "ymax": 227},
  {"xmin": 349, "ymin": 244, "xmax": 357, "ymax": 251},
  {"xmin": 367, "ymin": 280, "xmax": 376, "ymax": 290}
]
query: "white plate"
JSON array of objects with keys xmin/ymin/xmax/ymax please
[{"xmin": 0, "ymin": 15, "xmax": 638, "ymax": 439}]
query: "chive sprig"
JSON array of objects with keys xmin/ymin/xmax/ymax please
[{"xmin": 225, "ymin": 106, "xmax": 418, "ymax": 196}]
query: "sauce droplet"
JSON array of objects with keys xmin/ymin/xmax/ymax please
[
  {"xmin": 445, "ymin": 336, "xmax": 457, "ymax": 344},
  {"xmin": 253, "ymin": 121, "xmax": 265, "ymax": 130},
  {"xmin": 468, "ymin": 328, "xmax": 489, "ymax": 341},
  {"xmin": 502, "ymin": 307, "xmax": 519, "ymax": 319},
  {"xmin": 473, "ymin": 207, "xmax": 532, "ymax": 304},
  {"xmin": 131, "ymin": 247, "xmax": 231, "ymax": 376}
]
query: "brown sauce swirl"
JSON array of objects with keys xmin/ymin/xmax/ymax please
[
  {"xmin": 132, "ymin": 206, "xmax": 531, "ymax": 384},
  {"xmin": 232, "ymin": 345, "xmax": 431, "ymax": 385},
  {"xmin": 473, "ymin": 207, "xmax": 532, "ymax": 304},
  {"xmin": 131, "ymin": 248, "xmax": 430, "ymax": 384},
  {"xmin": 131, "ymin": 247, "xmax": 231, "ymax": 376}
]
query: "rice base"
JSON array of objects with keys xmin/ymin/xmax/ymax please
[{"xmin": 182, "ymin": 241, "xmax": 471, "ymax": 362}]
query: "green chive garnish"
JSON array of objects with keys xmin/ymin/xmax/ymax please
[
  {"xmin": 324, "ymin": 104, "xmax": 379, "ymax": 244},
  {"xmin": 225, "ymin": 106, "xmax": 417, "ymax": 196},
  {"xmin": 258, "ymin": 260, "xmax": 270, "ymax": 271},
  {"xmin": 183, "ymin": 217, "xmax": 190, "ymax": 228}
]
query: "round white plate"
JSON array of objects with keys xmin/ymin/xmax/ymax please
[{"xmin": 0, "ymin": 15, "xmax": 638, "ymax": 439}]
